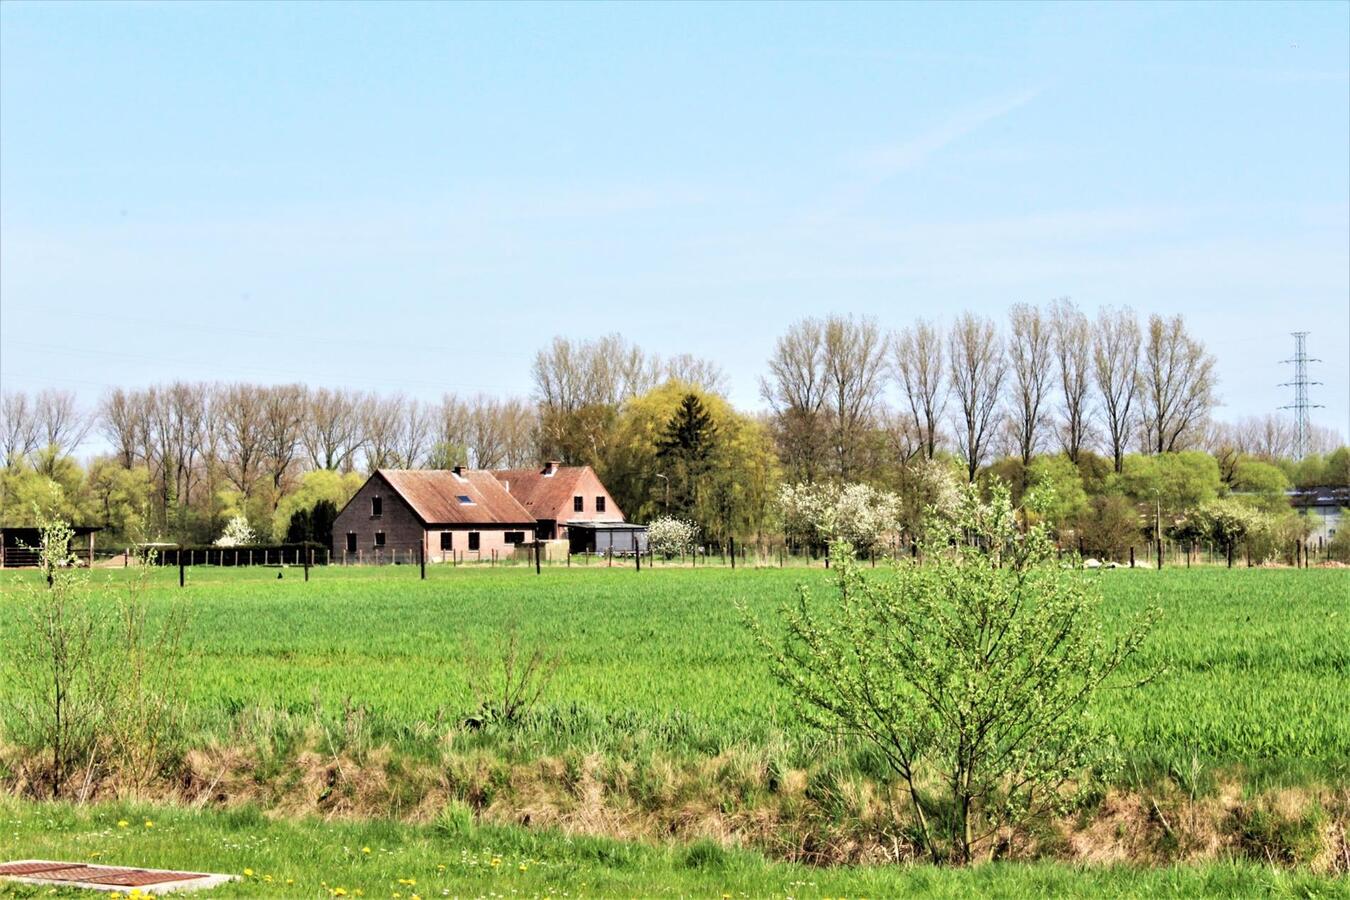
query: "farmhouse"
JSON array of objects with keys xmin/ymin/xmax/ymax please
[
  {"xmin": 332, "ymin": 467, "xmax": 538, "ymax": 563},
  {"xmin": 332, "ymin": 462, "xmax": 643, "ymax": 561},
  {"xmin": 493, "ymin": 461, "xmax": 644, "ymax": 554}
]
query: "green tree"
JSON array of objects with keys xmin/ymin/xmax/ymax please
[
  {"xmin": 1231, "ymin": 458, "xmax": 1290, "ymax": 514},
  {"xmin": 1075, "ymin": 494, "xmax": 1141, "ymax": 561},
  {"xmin": 270, "ymin": 469, "xmax": 364, "ymax": 542},
  {"xmin": 604, "ymin": 383, "xmax": 779, "ymax": 543},
  {"xmin": 751, "ymin": 484, "xmax": 1156, "ymax": 864},
  {"xmin": 1024, "ymin": 454, "xmax": 1088, "ymax": 534},
  {"xmin": 1118, "ymin": 451, "xmax": 1220, "ymax": 521},
  {"xmin": 1323, "ymin": 447, "xmax": 1350, "ymax": 487},
  {"xmin": 656, "ymin": 393, "xmax": 719, "ymax": 521}
]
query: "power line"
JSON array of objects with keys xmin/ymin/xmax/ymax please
[{"xmin": 1278, "ymin": 332, "xmax": 1323, "ymax": 460}]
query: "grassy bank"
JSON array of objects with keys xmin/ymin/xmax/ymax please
[{"xmin": 1, "ymin": 798, "xmax": 1345, "ymax": 898}]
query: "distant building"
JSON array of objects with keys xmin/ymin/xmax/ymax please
[
  {"xmin": 333, "ymin": 467, "xmax": 538, "ymax": 562},
  {"xmin": 491, "ymin": 461, "xmax": 625, "ymax": 544},
  {"xmin": 332, "ymin": 462, "xmax": 644, "ymax": 561},
  {"xmin": 0, "ymin": 525, "xmax": 101, "ymax": 568},
  {"xmin": 1288, "ymin": 486, "xmax": 1348, "ymax": 543}
]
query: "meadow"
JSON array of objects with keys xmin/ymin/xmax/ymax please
[
  {"xmin": 1, "ymin": 563, "xmax": 1348, "ymax": 776},
  {"xmin": 2, "ymin": 562, "xmax": 1348, "ymax": 893}
]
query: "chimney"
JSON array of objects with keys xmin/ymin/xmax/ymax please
[{"xmin": 452, "ymin": 465, "xmax": 467, "ymax": 477}]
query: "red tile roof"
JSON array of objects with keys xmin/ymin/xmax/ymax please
[
  {"xmin": 377, "ymin": 469, "xmax": 535, "ymax": 526},
  {"xmin": 492, "ymin": 464, "xmax": 605, "ymax": 520}
]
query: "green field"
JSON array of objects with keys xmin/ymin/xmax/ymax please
[
  {"xmin": 2, "ymin": 563, "xmax": 1348, "ymax": 894},
  {"xmin": 2, "ymin": 564, "xmax": 1348, "ymax": 774}
]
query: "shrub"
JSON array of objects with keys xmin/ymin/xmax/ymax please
[
  {"xmin": 647, "ymin": 516, "xmax": 699, "ymax": 558},
  {"xmin": 751, "ymin": 482, "xmax": 1158, "ymax": 864},
  {"xmin": 214, "ymin": 514, "xmax": 256, "ymax": 547}
]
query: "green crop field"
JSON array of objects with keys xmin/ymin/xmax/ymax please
[
  {"xmin": 1, "ymin": 564, "xmax": 1347, "ymax": 776},
  {"xmin": 2, "ymin": 563, "xmax": 1349, "ymax": 895}
]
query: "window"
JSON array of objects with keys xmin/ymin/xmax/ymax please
[
  {"xmin": 440, "ymin": 532, "xmax": 452, "ymax": 551},
  {"xmin": 573, "ymin": 496, "xmax": 584, "ymax": 512},
  {"xmin": 504, "ymin": 531, "xmax": 525, "ymax": 545},
  {"xmin": 371, "ymin": 496, "xmax": 382, "ymax": 517},
  {"xmin": 468, "ymin": 532, "xmax": 481, "ymax": 551},
  {"xmin": 346, "ymin": 532, "xmax": 357, "ymax": 553},
  {"xmin": 374, "ymin": 531, "xmax": 386, "ymax": 548},
  {"xmin": 457, "ymin": 495, "xmax": 475, "ymax": 505},
  {"xmin": 595, "ymin": 496, "xmax": 606, "ymax": 513}
]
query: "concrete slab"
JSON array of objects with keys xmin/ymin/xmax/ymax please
[{"xmin": 0, "ymin": 859, "xmax": 236, "ymax": 894}]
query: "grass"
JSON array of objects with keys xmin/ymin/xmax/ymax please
[
  {"xmin": 1, "ymin": 564, "xmax": 1347, "ymax": 779},
  {"xmin": 1, "ymin": 797, "xmax": 1346, "ymax": 898}
]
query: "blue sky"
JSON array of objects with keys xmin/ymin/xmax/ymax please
[{"xmin": 2, "ymin": 1, "xmax": 1347, "ymax": 439}]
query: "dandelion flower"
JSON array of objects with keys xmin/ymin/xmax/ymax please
[
  {"xmin": 143, "ymin": 820, "xmax": 154, "ymax": 828},
  {"xmin": 243, "ymin": 869, "xmax": 255, "ymax": 877},
  {"xmin": 117, "ymin": 820, "xmax": 129, "ymax": 828},
  {"xmin": 362, "ymin": 846, "xmax": 372, "ymax": 854}
]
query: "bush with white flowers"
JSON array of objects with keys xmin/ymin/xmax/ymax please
[
  {"xmin": 647, "ymin": 516, "xmax": 700, "ymax": 558},
  {"xmin": 776, "ymin": 481, "xmax": 902, "ymax": 553},
  {"xmin": 214, "ymin": 515, "xmax": 256, "ymax": 547}
]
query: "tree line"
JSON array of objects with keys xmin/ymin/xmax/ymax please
[{"xmin": 0, "ymin": 304, "xmax": 1344, "ymax": 554}]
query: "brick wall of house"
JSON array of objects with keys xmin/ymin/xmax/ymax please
[
  {"xmin": 557, "ymin": 468, "xmax": 626, "ymax": 540},
  {"xmin": 333, "ymin": 473, "xmax": 426, "ymax": 562},
  {"xmin": 422, "ymin": 524, "xmax": 538, "ymax": 563}
]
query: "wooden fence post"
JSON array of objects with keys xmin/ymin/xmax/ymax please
[
  {"xmin": 420, "ymin": 542, "xmax": 426, "ymax": 580},
  {"xmin": 178, "ymin": 546, "xmax": 185, "ymax": 588}
]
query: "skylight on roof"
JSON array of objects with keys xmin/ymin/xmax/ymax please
[{"xmin": 457, "ymin": 495, "xmax": 475, "ymax": 505}]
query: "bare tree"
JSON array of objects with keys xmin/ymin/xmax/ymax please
[
  {"xmin": 761, "ymin": 318, "xmax": 828, "ymax": 482},
  {"xmin": 1139, "ymin": 314, "xmax": 1217, "ymax": 454},
  {"xmin": 1092, "ymin": 307, "xmax": 1141, "ymax": 473},
  {"xmin": 663, "ymin": 353, "xmax": 728, "ymax": 394},
  {"xmin": 302, "ymin": 387, "xmax": 365, "ymax": 472},
  {"xmin": 948, "ymin": 313, "xmax": 1007, "ymax": 482},
  {"xmin": 531, "ymin": 334, "xmax": 654, "ymax": 464},
  {"xmin": 145, "ymin": 383, "xmax": 208, "ymax": 518},
  {"xmin": 34, "ymin": 389, "xmax": 90, "ymax": 458},
  {"xmin": 822, "ymin": 315, "xmax": 888, "ymax": 480},
  {"xmin": 892, "ymin": 320, "xmax": 946, "ymax": 460},
  {"xmin": 0, "ymin": 391, "xmax": 40, "ymax": 464},
  {"xmin": 218, "ymin": 383, "xmax": 267, "ymax": 496},
  {"xmin": 1049, "ymin": 299, "xmax": 1093, "ymax": 462},
  {"xmin": 1007, "ymin": 304, "xmax": 1053, "ymax": 466},
  {"xmin": 392, "ymin": 397, "xmax": 433, "ymax": 469},
  {"xmin": 457, "ymin": 395, "xmax": 537, "ymax": 469},
  {"xmin": 98, "ymin": 388, "xmax": 147, "ymax": 469},
  {"xmin": 362, "ymin": 394, "xmax": 405, "ymax": 471},
  {"xmin": 260, "ymin": 384, "xmax": 306, "ymax": 503}
]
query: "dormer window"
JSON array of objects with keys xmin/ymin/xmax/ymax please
[{"xmin": 371, "ymin": 496, "xmax": 382, "ymax": 517}]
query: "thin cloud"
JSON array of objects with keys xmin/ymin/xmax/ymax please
[{"xmin": 854, "ymin": 87, "xmax": 1042, "ymax": 177}]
